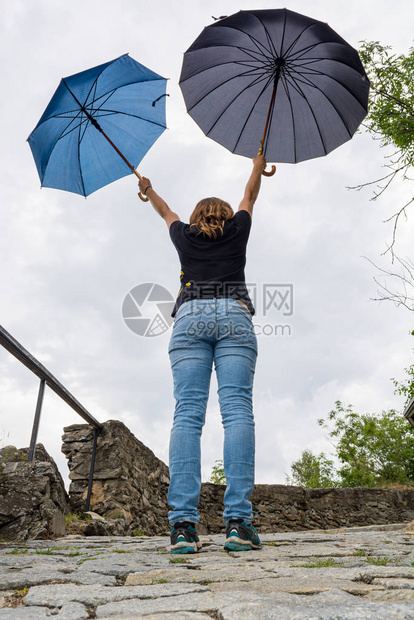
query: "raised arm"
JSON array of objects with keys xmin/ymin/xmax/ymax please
[
  {"xmin": 138, "ymin": 176, "xmax": 180, "ymax": 228},
  {"xmin": 238, "ymin": 155, "xmax": 267, "ymax": 216}
]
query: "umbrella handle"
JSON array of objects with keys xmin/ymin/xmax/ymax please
[
  {"xmin": 257, "ymin": 147, "xmax": 276, "ymax": 177},
  {"xmin": 132, "ymin": 169, "xmax": 150, "ymax": 202},
  {"xmin": 138, "ymin": 191, "xmax": 150, "ymax": 202},
  {"xmin": 262, "ymin": 165, "xmax": 276, "ymax": 177}
]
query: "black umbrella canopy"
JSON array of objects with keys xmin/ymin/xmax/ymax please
[{"xmin": 180, "ymin": 9, "xmax": 370, "ymax": 163}]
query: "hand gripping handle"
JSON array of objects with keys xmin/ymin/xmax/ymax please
[
  {"xmin": 133, "ymin": 169, "xmax": 149, "ymax": 202},
  {"xmin": 257, "ymin": 146, "xmax": 276, "ymax": 177}
]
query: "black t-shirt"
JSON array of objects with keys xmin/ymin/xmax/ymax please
[{"xmin": 169, "ymin": 209, "xmax": 255, "ymax": 317}]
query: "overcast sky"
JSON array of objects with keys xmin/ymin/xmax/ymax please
[{"xmin": 1, "ymin": 0, "xmax": 413, "ymax": 491}]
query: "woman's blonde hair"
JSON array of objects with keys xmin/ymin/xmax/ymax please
[{"xmin": 189, "ymin": 197, "xmax": 234, "ymax": 239}]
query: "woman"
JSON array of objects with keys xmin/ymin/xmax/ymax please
[{"xmin": 138, "ymin": 155, "xmax": 266, "ymax": 554}]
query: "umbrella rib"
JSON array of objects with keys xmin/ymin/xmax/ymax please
[
  {"xmin": 47, "ymin": 105, "xmax": 166, "ymax": 144},
  {"xmin": 279, "ymin": 9, "xmax": 288, "ymax": 57},
  {"xmin": 88, "ymin": 108, "xmax": 167, "ymax": 129},
  {"xmin": 285, "ymin": 42, "xmax": 324, "ymax": 62},
  {"xmin": 82, "ymin": 55, "xmax": 127, "ymax": 111},
  {"xmin": 52, "ymin": 110, "xmax": 87, "ymax": 138},
  {"xmin": 184, "ymin": 67, "xmax": 269, "ymax": 112},
  {"xmin": 233, "ymin": 46, "xmax": 274, "ymax": 68},
  {"xmin": 289, "ymin": 75, "xmax": 329, "ymax": 156},
  {"xmin": 84, "ymin": 84, "xmax": 167, "ymax": 129},
  {"xmin": 284, "ymin": 70, "xmax": 342, "ymax": 151},
  {"xmin": 215, "ymin": 22, "xmax": 275, "ymax": 60},
  {"xmin": 87, "ymin": 81, "xmax": 111, "ymax": 111},
  {"xmin": 64, "ymin": 78, "xmax": 167, "ymax": 133},
  {"xmin": 285, "ymin": 67, "xmax": 364, "ymax": 133},
  {"xmin": 289, "ymin": 61, "xmax": 368, "ymax": 110},
  {"xmin": 33, "ymin": 59, "xmax": 126, "ymax": 135},
  {"xmin": 181, "ymin": 56, "xmax": 269, "ymax": 83},
  {"xmin": 213, "ymin": 74, "xmax": 273, "ymax": 149},
  {"xmin": 37, "ymin": 110, "xmax": 89, "ymax": 186},
  {"xmin": 286, "ymin": 42, "xmax": 368, "ymax": 86},
  {"xmin": 60, "ymin": 117, "xmax": 88, "ymax": 141},
  {"xmin": 233, "ymin": 75, "xmax": 274, "ymax": 151},
  {"xmin": 281, "ymin": 22, "xmax": 321, "ymax": 59},
  {"xmin": 279, "ymin": 73, "xmax": 299, "ymax": 161},
  {"xmin": 77, "ymin": 114, "xmax": 87, "ymax": 196},
  {"xmin": 79, "ymin": 115, "xmax": 91, "ymax": 145},
  {"xmin": 245, "ymin": 11, "xmax": 280, "ymax": 57},
  {"xmin": 255, "ymin": 10, "xmax": 285, "ymax": 57},
  {"xmin": 40, "ymin": 103, "xmax": 88, "ymax": 138},
  {"xmin": 84, "ymin": 76, "xmax": 166, "ymax": 111},
  {"xmin": 232, "ymin": 74, "xmax": 274, "ymax": 153}
]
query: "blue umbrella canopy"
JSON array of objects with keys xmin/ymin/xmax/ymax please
[
  {"xmin": 180, "ymin": 9, "xmax": 369, "ymax": 165},
  {"xmin": 28, "ymin": 54, "xmax": 167, "ymax": 197}
]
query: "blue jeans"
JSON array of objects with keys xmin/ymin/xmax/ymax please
[{"xmin": 167, "ymin": 298, "xmax": 258, "ymax": 526}]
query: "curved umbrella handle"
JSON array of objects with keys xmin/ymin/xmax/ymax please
[
  {"xmin": 262, "ymin": 165, "xmax": 276, "ymax": 177},
  {"xmin": 138, "ymin": 191, "xmax": 150, "ymax": 202},
  {"xmin": 257, "ymin": 146, "xmax": 276, "ymax": 177},
  {"xmin": 133, "ymin": 168, "xmax": 150, "ymax": 202}
]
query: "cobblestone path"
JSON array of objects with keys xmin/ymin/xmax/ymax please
[{"xmin": 1, "ymin": 523, "xmax": 414, "ymax": 619}]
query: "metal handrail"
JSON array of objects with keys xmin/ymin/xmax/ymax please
[{"xmin": 0, "ymin": 323, "xmax": 103, "ymax": 511}]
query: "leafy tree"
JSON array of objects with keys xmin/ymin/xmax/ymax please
[
  {"xmin": 352, "ymin": 41, "xmax": 414, "ymax": 255},
  {"xmin": 287, "ymin": 354, "xmax": 414, "ymax": 488},
  {"xmin": 285, "ymin": 449, "xmax": 338, "ymax": 488},
  {"xmin": 318, "ymin": 401, "xmax": 414, "ymax": 487},
  {"xmin": 209, "ymin": 459, "xmax": 226, "ymax": 485},
  {"xmin": 392, "ymin": 350, "xmax": 414, "ymax": 406}
]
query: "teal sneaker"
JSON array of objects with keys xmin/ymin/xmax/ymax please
[
  {"xmin": 224, "ymin": 519, "xmax": 262, "ymax": 551},
  {"xmin": 170, "ymin": 521, "xmax": 202, "ymax": 554}
]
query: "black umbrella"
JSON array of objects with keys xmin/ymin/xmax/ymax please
[{"xmin": 179, "ymin": 9, "xmax": 369, "ymax": 175}]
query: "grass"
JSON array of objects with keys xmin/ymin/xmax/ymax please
[
  {"xmin": 35, "ymin": 546, "xmax": 72, "ymax": 555},
  {"xmin": 365, "ymin": 556, "xmax": 393, "ymax": 566},
  {"xmin": 112, "ymin": 548, "xmax": 134, "ymax": 554},
  {"xmin": 6, "ymin": 547, "xmax": 29, "ymax": 555},
  {"xmin": 263, "ymin": 539, "xmax": 292, "ymax": 546},
  {"xmin": 352, "ymin": 549, "xmax": 368, "ymax": 557},
  {"xmin": 152, "ymin": 578, "xmax": 168, "ymax": 584},
  {"xmin": 169, "ymin": 557, "xmax": 188, "ymax": 564},
  {"xmin": 292, "ymin": 558, "xmax": 343, "ymax": 568},
  {"xmin": 6, "ymin": 545, "xmax": 85, "ymax": 556},
  {"xmin": 64, "ymin": 512, "xmax": 92, "ymax": 525},
  {"xmin": 132, "ymin": 529, "xmax": 147, "ymax": 537}
]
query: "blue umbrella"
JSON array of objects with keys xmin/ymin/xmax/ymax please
[{"xmin": 28, "ymin": 54, "xmax": 168, "ymax": 199}]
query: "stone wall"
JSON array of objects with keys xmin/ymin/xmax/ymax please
[
  {"xmin": 197, "ymin": 483, "xmax": 414, "ymax": 534},
  {"xmin": 0, "ymin": 443, "xmax": 70, "ymax": 541},
  {"xmin": 62, "ymin": 420, "xmax": 414, "ymax": 535},
  {"xmin": 62, "ymin": 420, "xmax": 170, "ymax": 536}
]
